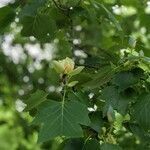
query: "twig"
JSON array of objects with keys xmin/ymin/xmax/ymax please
[{"xmin": 52, "ymin": 0, "xmax": 68, "ymax": 12}]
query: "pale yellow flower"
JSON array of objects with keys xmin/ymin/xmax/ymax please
[
  {"xmin": 53, "ymin": 57, "xmax": 84, "ymax": 76},
  {"xmin": 60, "ymin": 57, "xmax": 75, "ymax": 74}
]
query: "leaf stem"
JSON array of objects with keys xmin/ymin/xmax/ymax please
[
  {"xmin": 62, "ymin": 74, "xmax": 72, "ymax": 105},
  {"xmin": 52, "ymin": 0, "xmax": 68, "ymax": 12},
  {"xmin": 108, "ymin": 124, "xmax": 114, "ymax": 134},
  {"xmin": 62, "ymin": 85, "xmax": 67, "ymax": 106},
  {"xmin": 82, "ymin": 135, "xmax": 92, "ymax": 150}
]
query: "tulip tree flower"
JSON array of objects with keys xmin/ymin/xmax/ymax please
[{"xmin": 53, "ymin": 57, "xmax": 84, "ymax": 77}]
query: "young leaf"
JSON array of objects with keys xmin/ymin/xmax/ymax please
[
  {"xmin": 32, "ymin": 100, "xmax": 90, "ymax": 142},
  {"xmin": 67, "ymin": 81, "xmax": 79, "ymax": 87},
  {"xmin": 107, "ymin": 105, "xmax": 115, "ymax": 123},
  {"xmin": 69, "ymin": 66, "xmax": 84, "ymax": 77},
  {"xmin": 129, "ymin": 36, "xmax": 136, "ymax": 48}
]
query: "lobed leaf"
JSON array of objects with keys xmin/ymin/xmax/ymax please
[{"xmin": 32, "ymin": 100, "xmax": 90, "ymax": 142}]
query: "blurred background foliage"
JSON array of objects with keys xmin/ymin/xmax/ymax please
[{"xmin": 0, "ymin": 0, "xmax": 150, "ymax": 149}]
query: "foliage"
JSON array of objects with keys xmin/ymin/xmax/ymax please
[{"xmin": 0, "ymin": 0, "xmax": 150, "ymax": 149}]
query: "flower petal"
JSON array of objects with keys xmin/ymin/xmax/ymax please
[
  {"xmin": 69, "ymin": 66, "xmax": 84, "ymax": 76},
  {"xmin": 52, "ymin": 60, "xmax": 64, "ymax": 73}
]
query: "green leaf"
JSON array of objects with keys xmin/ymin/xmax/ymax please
[
  {"xmin": 19, "ymin": 0, "xmax": 47, "ymax": 18},
  {"xmin": 69, "ymin": 66, "xmax": 84, "ymax": 77},
  {"xmin": 83, "ymin": 66, "xmax": 115, "ymax": 89},
  {"xmin": 99, "ymin": 4, "xmax": 122, "ymax": 32},
  {"xmin": 61, "ymin": 0, "xmax": 80, "ymax": 7},
  {"xmin": 0, "ymin": 6, "xmax": 15, "ymax": 33},
  {"xmin": 67, "ymin": 81, "xmax": 79, "ymax": 87},
  {"xmin": 68, "ymin": 91, "xmax": 89, "ymax": 106},
  {"xmin": 132, "ymin": 94, "xmax": 150, "ymax": 131},
  {"xmin": 55, "ymin": 30, "xmax": 72, "ymax": 58},
  {"xmin": 71, "ymin": 72, "xmax": 92, "ymax": 87},
  {"xmin": 32, "ymin": 100, "xmax": 90, "ymax": 142},
  {"xmin": 89, "ymin": 111, "xmax": 104, "ymax": 133},
  {"xmin": 101, "ymin": 143, "xmax": 122, "ymax": 150},
  {"xmin": 130, "ymin": 123, "xmax": 150, "ymax": 143},
  {"xmin": 83, "ymin": 139, "xmax": 100, "ymax": 150},
  {"xmin": 101, "ymin": 86, "xmax": 131, "ymax": 115},
  {"xmin": 92, "ymin": 1, "xmax": 122, "ymax": 32},
  {"xmin": 120, "ymin": 0, "xmax": 139, "ymax": 6},
  {"xmin": 138, "ymin": 57, "xmax": 150, "ymax": 73},
  {"xmin": 58, "ymin": 138, "xmax": 84, "ymax": 150},
  {"xmin": 113, "ymin": 72, "xmax": 138, "ymax": 91},
  {"xmin": 114, "ymin": 113, "xmax": 130, "ymax": 130},
  {"xmin": 140, "ymin": 14, "xmax": 150, "ymax": 32},
  {"xmin": 21, "ymin": 14, "xmax": 57, "ymax": 41},
  {"xmin": 25, "ymin": 90, "xmax": 48, "ymax": 111}
]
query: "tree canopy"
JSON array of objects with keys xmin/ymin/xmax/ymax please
[{"xmin": 0, "ymin": 0, "xmax": 150, "ymax": 149}]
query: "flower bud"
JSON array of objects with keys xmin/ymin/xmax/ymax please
[{"xmin": 107, "ymin": 105, "xmax": 115, "ymax": 123}]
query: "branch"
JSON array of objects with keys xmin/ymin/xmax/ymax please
[{"xmin": 52, "ymin": 0, "xmax": 68, "ymax": 12}]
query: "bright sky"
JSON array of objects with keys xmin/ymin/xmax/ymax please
[{"xmin": 0, "ymin": 0, "xmax": 14, "ymax": 8}]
